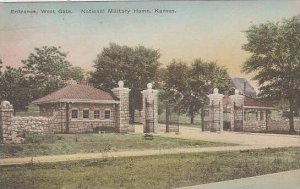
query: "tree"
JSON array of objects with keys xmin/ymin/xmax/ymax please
[
  {"xmin": 90, "ymin": 43, "xmax": 160, "ymax": 122},
  {"xmin": 22, "ymin": 46, "xmax": 84, "ymax": 97},
  {"xmin": 0, "ymin": 67, "xmax": 32, "ymax": 112},
  {"xmin": 0, "ymin": 47, "xmax": 84, "ymax": 111},
  {"xmin": 242, "ymin": 15, "xmax": 300, "ymax": 132},
  {"xmin": 162, "ymin": 59, "xmax": 231, "ymax": 124}
]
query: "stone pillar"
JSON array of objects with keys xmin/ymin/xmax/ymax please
[
  {"xmin": 112, "ymin": 81, "xmax": 131, "ymax": 133},
  {"xmin": 229, "ymin": 89, "xmax": 245, "ymax": 131},
  {"xmin": 0, "ymin": 101, "xmax": 14, "ymax": 144},
  {"xmin": 141, "ymin": 83, "xmax": 159, "ymax": 133},
  {"xmin": 207, "ymin": 88, "xmax": 224, "ymax": 132}
]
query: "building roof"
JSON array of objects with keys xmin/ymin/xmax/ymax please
[
  {"xmin": 231, "ymin": 78, "xmax": 256, "ymax": 98},
  {"xmin": 244, "ymin": 96, "xmax": 274, "ymax": 109},
  {"xmin": 32, "ymin": 84, "xmax": 118, "ymax": 104},
  {"xmin": 223, "ymin": 95, "xmax": 274, "ymax": 109}
]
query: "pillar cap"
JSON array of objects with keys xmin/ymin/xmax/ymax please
[
  {"xmin": 235, "ymin": 89, "xmax": 239, "ymax": 95},
  {"xmin": 0, "ymin": 101, "xmax": 13, "ymax": 109},
  {"xmin": 118, "ymin": 80, "xmax": 124, "ymax": 88},
  {"xmin": 213, "ymin": 88, "xmax": 219, "ymax": 94},
  {"xmin": 147, "ymin": 83, "xmax": 153, "ymax": 89}
]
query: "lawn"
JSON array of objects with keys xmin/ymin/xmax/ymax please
[
  {"xmin": 0, "ymin": 147, "xmax": 299, "ymax": 189},
  {"xmin": 0, "ymin": 133, "xmax": 233, "ymax": 158}
]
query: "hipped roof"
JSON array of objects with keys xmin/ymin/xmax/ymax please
[{"xmin": 32, "ymin": 84, "xmax": 118, "ymax": 104}]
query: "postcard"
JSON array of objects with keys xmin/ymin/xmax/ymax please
[{"xmin": 0, "ymin": 1, "xmax": 299, "ymax": 189}]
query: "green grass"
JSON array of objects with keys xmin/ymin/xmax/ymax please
[
  {"xmin": 0, "ymin": 133, "xmax": 233, "ymax": 158},
  {"xmin": 0, "ymin": 147, "xmax": 299, "ymax": 189}
]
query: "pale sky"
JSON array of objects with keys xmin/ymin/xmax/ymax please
[{"xmin": 0, "ymin": 1, "xmax": 300, "ymax": 90}]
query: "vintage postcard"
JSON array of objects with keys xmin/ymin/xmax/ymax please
[{"xmin": 0, "ymin": 1, "xmax": 299, "ymax": 189}]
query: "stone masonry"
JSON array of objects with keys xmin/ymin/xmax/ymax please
[
  {"xmin": 112, "ymin": 81, "xmax": 131, "ymax": 133},
  {"xmin": 0, "ymin": 101, "xmax": 54, "ymax": 144},
  {"xmin": 141, "ymin": 83, "xmax": 159, "ymax": 133},
  {"xmin": 229, "ymin": 89, "xmax": 245, "ymax": 131}
]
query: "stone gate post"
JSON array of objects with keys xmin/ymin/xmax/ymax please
[
  {"xmin": 229, "ymin": 89, "xmax": 245, "ymax": 131},
  {"xmin": 141, "ymin": 83, "xmax": 159, "ymax": 133},
  {"xmin": 0, "ymin": 101, "xmax": 14, "ymax": 144},
  {"xmin": 207, "ymin": 88, "xmax": 224, "ymax": 132},
  {"xmin": 112, "ymin": 81, "xmax": 131, "ymax": 133}
]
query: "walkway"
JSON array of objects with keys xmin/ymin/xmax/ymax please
[{"xmin": 178, "ymin": 169, "xmax": 300, "ymax": 189}]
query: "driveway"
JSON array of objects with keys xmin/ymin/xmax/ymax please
[
  {"xmin": 136, "ymin": 125, "xmax": 300, "ymax": 148},
  {"xmin": 0, "ymin": 124, "xmax": 299, "ymax": 166}
]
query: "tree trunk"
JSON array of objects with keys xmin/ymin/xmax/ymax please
[
  {"xmin": 288, "ymin": 98, "xmax": 295, "ymax": 133},
  {"xmin": 165, "ymin": 102, "xmax": 170, "ymax": 132},
  {"xmin": 190, "ymin": 112, "xmax": 194, "ymax": 125},
  {"xmin": 201, "ymin": 108, "xmax": 205, "ymax": 132}
]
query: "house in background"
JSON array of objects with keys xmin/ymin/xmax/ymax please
[{"xmin": 231, "ymin": 77, "xmax": 256, "ymax": 98}]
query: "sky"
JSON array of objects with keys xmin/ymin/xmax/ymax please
[{"xmin": 0, "ymin": 1, "xmax": 299, "ymax": 90}]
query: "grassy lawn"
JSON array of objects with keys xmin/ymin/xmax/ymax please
[
  {"xmin": 0, "ymin": 133, "xmax": 233, "ymax": 158},
  {"xmin": 0, "ymin": 147, "xmax": 299, "ymax": 189}
]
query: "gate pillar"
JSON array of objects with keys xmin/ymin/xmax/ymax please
[
  {"xmin": 141, "ymin": 83, "xmax": 159, "ymax": 133},
  {"xmin": 112, "ymin": 81, "xmax": 131, "ymax": 133},
  {"xmin": 207, "ymin": 88, "xmax": 224, "ymax": 132},
  {"xmin": 229, "ymin": 89, "xmax": 245, "ymax": 131}
]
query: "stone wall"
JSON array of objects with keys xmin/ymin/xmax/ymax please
[
  {"xmin": 244, "ymin": 121, "xmax": 267, "ymax": 132},
  {"xmin": 68, "ymin": 103, "xmax": 116, "ymax": 133},
  {"xmin": 243, "ymin": 109, "xmax": 267, "ymax": 132},
  {"xmin": 0, "ymin": 101, "xmax": 54, "ymax": 144},
  {"xmin": 267, "ymin": 118, "xmax": 300, "ymax": 131}
]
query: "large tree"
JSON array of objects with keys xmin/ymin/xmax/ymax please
[
  {"xmin": 22, "ymin": 46, "xmax": 84, "ymax": 97},
  {"xmin": 162, "ymin": 59, "xmax": 232, "ymax": 124},
  {"xmin": 22, "ymin": 46, "xmax": 75, "ymax": 97},
  {"xmin": 0, "ymin": 66, "xmax": 32, "ymax": 112},
  {"xmin": 242, "ymin": 16, "xmax": 300, "ymax": 132},
  {"xmin": 90, "ymin": 43, "xmax": 160, "ymax": 122},
  {"xmin": 0, "ymin": 47, "xmax": 84, "ymax": 111}
]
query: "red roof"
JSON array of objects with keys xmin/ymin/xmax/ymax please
[
  {"xmin": 244, "ymin": 96, "xmax": 274, "ymax": 108},
  {"xmin": 223, "ymin": 95, "xmax": 274, "ymax": 108},
  {"xmin": 32, "ymin": 84, "xmax": 117, "ymax": 104}
]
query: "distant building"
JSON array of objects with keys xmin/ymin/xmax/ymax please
[{"xmin": 231, "ymin": 78, "xmax": 256, "ymax": 98}]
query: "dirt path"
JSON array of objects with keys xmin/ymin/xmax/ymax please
[{"xmin": 1, "ymin": 125, "xmax": 299, "ymax": 166}]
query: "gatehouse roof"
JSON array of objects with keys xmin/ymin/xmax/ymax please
[{"xmin": 32, "ymin": 84, "xmax": 118, "ymax": 104}]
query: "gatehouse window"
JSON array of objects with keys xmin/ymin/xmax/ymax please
[
  {"xmin": 94, "ymin": 110, "xmax": 100, "ymax": 119},
  {"xmin": 104, "ymin": 110, "xmax": 111, "ymax": 119},
  {"xmin": 71, "ymin": 109, "xmax": 78, "ymax": 119},
  {"xmin": 83, "ymin": 110, "xmax": 90, "ymax": 119},
  {"xmin": 256, "ymin": 112, "xmax": 259, "ymax": 121},
  {"xmin": 260, "ymin": 111, "xmax": 264, "ymax": 121}
]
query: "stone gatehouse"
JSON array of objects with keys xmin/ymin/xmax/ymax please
[
  {"xmin": 205, "ymin": 88, "xmax": 300, "ymax": 132},
  {"xmin": 0, "ymin": 81, "xmax": 159, "ymax": 144}
]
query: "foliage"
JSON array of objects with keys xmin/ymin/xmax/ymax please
[
  {"xmin": 90, "ymin": 43, "xmax": 161, "ymax": 121},
  {"xmin": 242, "ymin": 15, "xmax": 300, "ymax": 132},
  {"xmin": 22, "ymin": 46, "xmax": 83, "ymax": 97},
  {"xmin": 0, "ymin": 67, "xmax": 32, "ymax": 111},
  {"xmin": 161, "ymin": 59, "xmax": 232, "ymax": 123},
  {"xmin": 0, "ymin": 46, "xmax": 84, "ymax": 111}
]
